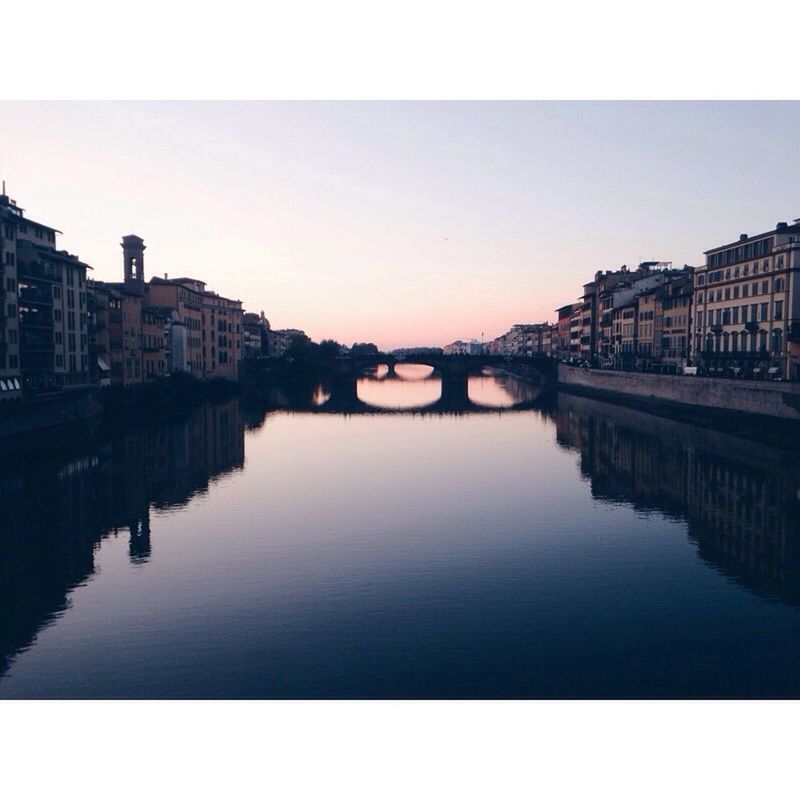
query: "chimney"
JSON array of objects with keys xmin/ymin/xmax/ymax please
[
  {"xmin": 776, "ymin": 222, "xmax": 788, "ymax": 230},
  {"xmin": 164, "ymin": 273, "xmax": 168, "ymax": 279},
  {"xmin": 739, "ymin": 234, "xmax": 748, "ymax": 241}
]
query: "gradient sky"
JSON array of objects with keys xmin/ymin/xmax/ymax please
[{"xmin": 2, "ymin": 101, "xmax": 799, "ymax": 350}]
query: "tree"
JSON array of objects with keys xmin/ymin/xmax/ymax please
[
  {"xmin": 350, "ymin": 342, "xmax": 379, "ymax": 356},
  {"xmin": 318, "ymin": 339, "xmax": 342, "ymax": 360}
]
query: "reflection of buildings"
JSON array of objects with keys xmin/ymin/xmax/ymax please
[
  {"xmin": 552, "ymin": 393, "xmax": 800, "ymax": 603},
  {"xmin": 0, "ymin": 399, "xmax": 245, "ymax": 677}
]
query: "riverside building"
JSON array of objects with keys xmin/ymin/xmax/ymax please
[
  {"xmin": 147, "ymin": 275, "xmax": 242, "ymax": 380},
  {"xmin": 1, "ymin": 188, "xmax": 90, "ymax": 398},
  {"xmin": 692, "ymin": 219, "xmax": 800, "ymax": 380}
]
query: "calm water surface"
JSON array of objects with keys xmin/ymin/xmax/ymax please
[{"xmin": 2, "ymin": 367, "xmax": 800, "ymax": 698}]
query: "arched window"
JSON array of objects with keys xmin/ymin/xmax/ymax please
[
  {"xmin": 731, "ymin": 332, "xmax": 738, "ymax": 352},
  {"xmin": 759, "ymin": 330, "xmax": 768, "ymax": 352},
  {"xmin": 723, "ymin": 332, "xmax": 730, "ymax": 352},
  {"xmin": 773, "ymin": 329, "xmax": 783, "ymax": 354}
]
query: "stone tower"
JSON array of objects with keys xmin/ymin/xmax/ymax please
[{"xmin": 122, "ymin": 234, "xmax": 146, "ymax": 296}]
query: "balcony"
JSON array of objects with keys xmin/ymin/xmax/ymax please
[{"xmin": 18, "ymin": 285, "xmax": 55, "ymax": 305}]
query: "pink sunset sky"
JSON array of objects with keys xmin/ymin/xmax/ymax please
[{"xmin": 2, "ymin": 101, "xmax": 800, "ymax": 350}]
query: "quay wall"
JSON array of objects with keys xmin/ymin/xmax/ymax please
[{"xmin": 558, "ymin": 364, "xmax": 800, "ymax": 422}]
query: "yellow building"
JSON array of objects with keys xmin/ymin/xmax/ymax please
[{"xmin": 692, "ymin": 218, "xmax": 800, "ymax": 379}]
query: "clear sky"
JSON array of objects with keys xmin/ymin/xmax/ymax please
[{"xmin": 2, "ymin": 101, "xmax": 799, "ymax": 350}]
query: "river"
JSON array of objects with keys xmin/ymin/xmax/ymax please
[{"xmin": 1, "ymin": 365, "xmax": 799, "ymax": 698}]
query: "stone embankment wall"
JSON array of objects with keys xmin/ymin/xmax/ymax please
[{"xmin": 558, "ymin": 364, "xmax": 800, "ymax": 422}]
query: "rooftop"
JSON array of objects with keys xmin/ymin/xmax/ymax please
[{"xmin": 704, "ymin": 219, "xmax": 800, "ymax": 254}]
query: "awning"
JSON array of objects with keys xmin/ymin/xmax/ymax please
[
  {"xmin": 97, "ymin": 356, "xmax": 111, "ymax": 372},
  {"xmin": 768, "ymin": 367, "xmax": 780, "ymax": 374}
]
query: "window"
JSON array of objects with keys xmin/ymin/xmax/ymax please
[
  {"xmin": 775, "ymin": 277, "xmax": 785, "ymax": 292},
  {"xmin": 775, "ymin": 300, "xmax": 783, "ymax": 320},
  {"xmin": 761, "ymin": 280, "xmax": 769, "ymax": 294},
  {"xmin": 760, "ymin": 302, "xmax": 769, "ymax": 322},
  {"xmin": 742, "ymin": 284, "xmax": 749, "ymax": 298}
]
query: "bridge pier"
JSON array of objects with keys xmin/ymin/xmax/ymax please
[
  {"xmin": 437, "ymin": 366, "xmax": 471, "ymax": 412},
  {"xmin": 326, "ymin": 373, "xmax": 360, "ymax": 410}
]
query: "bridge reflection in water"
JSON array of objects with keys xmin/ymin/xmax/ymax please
[
  {"xmin": 2, "ymin": 378, "xmax": 800, "ymax": 697},
  {"xmin": 301, "ymin": 361, "xmax": 551, "ymax": 413},
  {"xmin": 355, "ymin": 363, "xmax": 542, "ymax": 410}
]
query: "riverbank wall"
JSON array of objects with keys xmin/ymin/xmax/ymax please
[{"xmin": 558, "ymin": 364, "xmax": 800, "ymax": 426}]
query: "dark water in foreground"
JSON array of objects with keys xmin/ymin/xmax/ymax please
[{"xmin": 2, "ymin": 366, "xmax": 800, "ymax": 698}]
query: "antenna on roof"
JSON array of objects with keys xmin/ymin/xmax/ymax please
[{"xmin": 1, "ymin": 180, "xmax": 5, "ymax": 195}]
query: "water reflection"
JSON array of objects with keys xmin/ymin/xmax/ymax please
[
  {"xmin": 0, "ymin": 399, "xmax": 244, "ymax": 679},
  {"xmin": 357, "ymin": 362, "xmax": 441, "ymax": 408},
  {"xmin": 312, "ymin": 385, "xmax": 331, "ymax": 406},
  {"xmin": 355, "ymin": 364, "xmax": 540, "ymax": 411},
  {"xmin": 552, "ymin": 393, "xmax": 800, "ymax": 605},
  {"xmin": 2, "ymin": 377, "xmax": 800, "ymax": 698},
  {"xmin": 468, "ymin": 368, "xmax": 542, "ymax": 408}
]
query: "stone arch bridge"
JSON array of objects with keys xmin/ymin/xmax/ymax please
[{"xmin": 319, "ymin": 353, "xmax": 557, "ymax": 413}]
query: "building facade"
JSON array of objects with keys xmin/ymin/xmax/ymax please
[
  {"xmin": 1, "ymin": 189, "xmax": 90, "ymax": 398},
  {"xmin": 692, "ymin": 219, "xmax": 800, "ymax": 380},
  {"xmin": 243, "ymin": 311, "xmax": 270, "ymax": 358},
  {"xmin": 267, "ymin": 328, "xmax": 306, "ymax": 358},
  {"xmin": 146, "ymin": 277, "xmax": 205, "ymax": 378}
]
